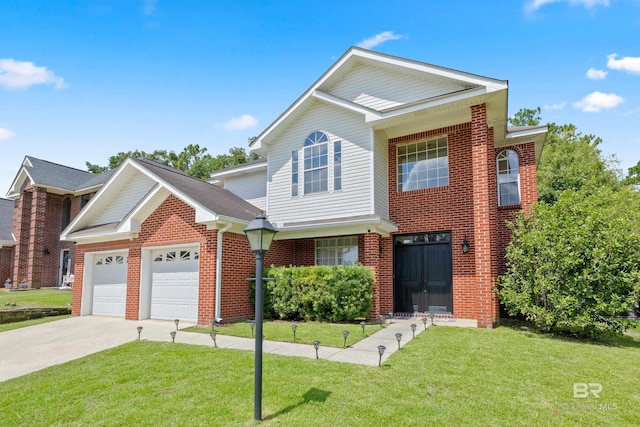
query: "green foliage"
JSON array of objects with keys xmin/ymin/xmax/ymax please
[
  {"xmin": 251, "ymin": 265, "xmax": 375, "ymax": 322},
  {"xmin": 86, "ymin": 144, "xmax": 260, "ymax": 179},
  {"xmin": 498, "ymin": 187, "xmax": 640, "ymax": 338},
  {"xmin": 508, "ymin": 107, "xmax": 542, "ymax": 127}
]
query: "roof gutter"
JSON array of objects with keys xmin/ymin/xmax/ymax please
[{"xmin": 215, "ymin": 222, "xmax": 233, "ymax": 323}]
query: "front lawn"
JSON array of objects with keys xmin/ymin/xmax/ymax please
[
  {"xmin": 1, "ymin": 326, "xmax": 638, "ymax": 426},
  {"xmin": 184, "ymin": 320, "xmax": 386, "ymax": 348},
  {"xmin": 0, "ymin": 288, "xmax": 72, "ymax": 309}
]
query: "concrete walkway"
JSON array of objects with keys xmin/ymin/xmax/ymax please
[{"xmin": 0, "ymin": 315, "xmax": 476, "ymax": 382}]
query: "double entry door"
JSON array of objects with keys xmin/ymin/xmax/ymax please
[{"xmin": 394, "ymin": 232, "xmax": 453, "ymax": 314}]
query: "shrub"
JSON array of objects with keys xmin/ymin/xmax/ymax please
[
  {"xmin": 498, "ymin": 187, "xmax": 640, "ymax": 338},
  {"xmin": 250, "ymin": 265, "xmax": 374, "ymax": 322}
]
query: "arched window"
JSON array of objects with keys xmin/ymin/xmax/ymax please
[
  {"xmin": 61, "ymin": 197, "xmax": 72, "ymax": 230},
  {"xmin": 303, "ymin": 131, "xmax": 329, "ymax": 194},
  {"xmin": 497, "ymin": 150, "xmax": 520, "ymax": 206}
]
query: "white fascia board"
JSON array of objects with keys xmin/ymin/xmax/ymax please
[
  {"xmin": 63, "ymin": 231, "xmax": 137, "ymax": 245},
  {"xmin": 208, "ymin": 161, "xmax": 267, "ymax": 180},
  {"xmin": 6, "ymin": 169, "xmax": 33, "ymax": 199},
  {"xmin": 366, "ymin": 87, "xmax": 490, "ymax": 125},
  {"xmin": 275, "ymin": 217, "xmax": 398, "ymax": 239},
  {"xmin": 312, "ymin": 90, "xmax": 378, "ymax": 116},
  {"xmin": 506, "ymin": 126, "xmax": 548, "ymax": 140}
]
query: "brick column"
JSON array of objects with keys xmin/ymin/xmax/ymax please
[
  {"xmin": 27, "ymin": 187, "xmax": 47, "ymax": 288},
  {"xmin": 12, "ymin": 192, "xmax": 31, "ymax": 286},
  {"xmin": 125, "ymin": 247, "xmax": 141, "ymax": 320},
  {"xmin": 470, "ymin": 104, "xmax": 498, "ymax": 328},
  {"xmin": 363, "ymin": 232, "xmax": 381, "ymax": 318}
]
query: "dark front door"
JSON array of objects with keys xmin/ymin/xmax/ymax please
[{"xmin": 394, "ymin": 232, "xmax": 453, "ymax": 314}]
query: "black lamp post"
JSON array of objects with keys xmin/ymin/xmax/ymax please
[
  {"xmin": 244, "ymin": 214, "xmax": 278, "ymax": 422},
  {"xmin": 313, "ymin": 340, "xmax": 321, "ymax": 359},
  {"xmin": 410, "ymin": 324, "xmax": 417, "ymax": 338}
]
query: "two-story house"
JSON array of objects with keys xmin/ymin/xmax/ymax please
[{"xmin": 61, "ymin": 47, "xmax": 546, "ymax": 328}]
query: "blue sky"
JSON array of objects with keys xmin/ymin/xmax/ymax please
[{"xmin": 1, "ymin": 0, "xmax": 639, "ymax": 194}]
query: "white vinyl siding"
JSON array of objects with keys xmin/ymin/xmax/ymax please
[
  {"xmin": 373, "ymin": 129, "xmax": 389, "ymax": 218},
  {"xmin": 89, "ymin": 171, "xmax": 156, "ymax": 226},
  {"xmin": 327, "ymin": 62, "xmax": 472, "ymax": 111},
  {"xmin": 267, "ymin": 103, "xmax": 373, "ymax": 224},
  {"xmin": 224, "ymin": 170, "xmax": 267, "ymax": 211}
]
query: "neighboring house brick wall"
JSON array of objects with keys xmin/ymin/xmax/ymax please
[{"xmin": 0, "ymin": 247, "xmax": 13, "ymax": 283}]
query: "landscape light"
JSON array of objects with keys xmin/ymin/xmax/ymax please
[
  {"xmin": 360, "ymin": 321, "xmax": 366, "ymax": 335},
  {"xmin": 210, "ymin": 332, "xmax": 217, "ymax": 348},
  {"xmin": 410, "ymin": 324, "xmax": 417, "ymax": 338},
  {"xmin": 313, "ymin": 340, "xmax": 321, "ymax": 359},
  {"xmin": 249, "ymin": 321, "xmax": 256, "ymax": 337},
  {"xmin": 174, "ymin": 319, "xmax": 179, "ymax": 331},
  {"xmin": 291, "ymin": 324, "xmax": 298, "ymax": 340},
  {"xmin": 377, "ymin": 345, "xmax": 386, "ymax": 367},
  {"xmin": 170, "ymin": 331, "xmax": 177, "ymax": 343},
  {"xmin": 342, "ymin": 330, "xmax": 350, "ymax": 348},
  {"xmin": 395, "ymin": 333, "xmax": 402, "ymax": 350}
]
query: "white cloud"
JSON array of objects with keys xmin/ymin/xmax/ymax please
[
  {"xmin": 357, "ymin": 31, "xmax": 404, "ymax": 49},
  {"xmin": 525, "ymin": 0, "xmax": 609, "ymax": 12},
  {"xmin": 573, "ymin": 91, "xmax": 624, "ymax": 112},
  {"xmin": 0, "ymin": 128, "xmax": 15, "ymax": 140},
  {"xmin": 543, "ymin": 102, "xmax": 567, "ymax": 110},
  {"xmin": 606, "ymin": 53, "xmax": 640, "ymax": 74},
  {"xmin": 586, "ymin": 68, "xmax": 607, "ymax": 80},
  {"xmin": 623, "ymin": 107, "xmax": 640, "ymax": 116},
  {"xmin": 220, "ymin": 114, "xmax": 258, "ymax": 131},
  {"xmin": 142, "ymin": 0, "xmax": 158, "ymax": 15},
  {"xmin": 0, "ymin": 59, "xmax": 67, "ymax": 90}
]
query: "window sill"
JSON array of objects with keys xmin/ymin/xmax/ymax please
[{"xmin": 498, "ymin": 204, "xmax": 521, "ymax": 211}]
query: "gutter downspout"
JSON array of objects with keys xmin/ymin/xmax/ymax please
[{"xmin": 215, "ymin": 222, "xmax": 233, "ymax": 322}]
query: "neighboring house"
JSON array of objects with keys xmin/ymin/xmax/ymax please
[
  {"xmin": 2, "ymin": 156, "xmax": 112, "ymax": 289},
  {"xmin": 59, "ymin": 47, "xmax": 546, "ymax": 328}
]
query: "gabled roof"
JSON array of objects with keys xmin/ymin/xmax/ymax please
[
  {"xmin": 6, "ymin": 156, "xmax": 112, "ymax": 198},
  {"xmin": 0, "ymin": 198, "xmax": 15, "ymax": 246},
  {"xmin": 62, "ymin": 157, "xmax": 261, "ymax": 243},
  {"xmin": 250, "ymin": 46, "xmax": 509, "ymax": 154}
]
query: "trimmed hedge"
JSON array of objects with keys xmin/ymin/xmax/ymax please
[{"xmin": 250, "ymin": 265, "xmax": 374, "ymax": 322}]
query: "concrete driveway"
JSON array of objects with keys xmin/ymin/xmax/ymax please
[{"xmin": 0, "ymin": 316, "xmax": 190, "ymax": 383}]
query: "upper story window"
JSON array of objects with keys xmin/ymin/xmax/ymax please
[
  {"xmin": 497, "ymin": 149, "xmax": 520, "ymax": 206},
  {"xmin": 334, "ymin": 141, "xmax": 342, "ymax": 191},
  {"xmin": 303, "ymin": 131, "xmax": 329, "ymax": 194},
  {"xmin": 80, "ymin": 193, "xmax": 91, "ymax": 208},
  {"xmin": 316, "ymin": 237, "xmax": 358, "ymax": 266},
  {"xmin": 397, "ymin": 136, "xmax": 448, "ymax": 192},
  {"xmin": 61, "ymin": 197, "xmax": 71, "ymax": 231}
]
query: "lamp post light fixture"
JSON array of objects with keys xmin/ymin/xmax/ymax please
[
  {"xmin": 210, "ymin": 332, "xmax": 217, "ymax": 348},
  {"xmin": 422, "ymin": 317, "xmax": 428, "ymax": 330},
  {"xmin": 410, "ymin": 324, "xmax": 417, "ymax": 338},
  {"xmin": 342, "ymin": 330, "xmax": 350, "ymax": 348},
  {"xmin": 291, "ymin": 324, "xmax": 298, "ymax": 341},
  {"xmin": 313, "ymin": 340, "xmax": 321, "ymax": 359},
  {"xmin": 174, "ymin": 319, "xmax": 180, "ymax": 331},
  {"xmin": 249, "ymin": 321, "xmax": 256, "ymax": 337},
  {"xmin": 430, "ymin": 312, "xmax": 435, "ymax": 326},
  {"xmin": 360, "ymin": 321, "xmax": 366, "ymax": 335},
  {"xmin": 170, "ymin": 331, "xmax": 177, "ymax": 343},
  {"xmin": 377, "ymin": 345, "xmax": 386, "ymax": 367},
  {"xmin": 395, "ymin": 333, "xmax": 402, "ymax": 350},
  {"xmin": 244, "ymin": 213, "xmax": 278, "ymax": 422},
  {"xmin": 136, "ymin": 326, "xmax": 143, "ymax": 340}
]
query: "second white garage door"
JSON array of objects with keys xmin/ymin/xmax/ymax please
[{"xmin": 150, "ymin": 246, "xmax": 199, "ymax": 322}]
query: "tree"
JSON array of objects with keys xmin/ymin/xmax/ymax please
[
  {"xmin": 86, "ymin": 145, "xmax": 259, "ymax": 180},
  {"xmin": 508, "ymin": 108, "xmax": 621, "ymax": 204},
  {"xmin": 498, "ymin": 186, "xmax": 640, "ymax": 338}
]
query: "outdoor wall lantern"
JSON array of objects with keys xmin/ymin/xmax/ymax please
[
  {"xmin": 342, "ymin": 330, "xmax": 350, "ymax": 348},
  {"xmin": 410, "ymin": 324, "xmax": 417, "ymax": 338},
  {"xmin": 210, "ymin": 332, "xmax": 217, "ymax": 348},
  {"xmin": 462, "ymin": 235, "xmax": 470, "ymax": 254},
  {"xmin": 170, "ymin": 331, "xmax": 177, "ymax": 343},
  {"xmin": 174, "ymin": 319, "xmax": 179, "ymax": 331},
  {"xmin": 395, "ymin": 333, "xmax": 402, "ymax": 350},
  {"xmin": 249, "ymin": 320, "xmax": 256, "ymax": 337},
  {"xmin": 43, "ymin": 248, "xmax": 50, "ymax": 255},
  {"xmin": 313, "ymin": 340, "xmax": 321, "ymax": 359},
  {"xmin": 377, "ymin": 345, "xmax": 386, "ymax": 367},
  {"xmin": 360, "ymin": 321, "xmax": 366, "ymax": 335},
  {"xmin": 244, "ymin": 213, "xmax": 278, "ymax": 422},
  {"xmin": 136, "ymin": 326, "xmax": 143, "ymax": 340},
  {"xmin": 291, "ymin": 324, "xmax": 298, "ymax": 340}
]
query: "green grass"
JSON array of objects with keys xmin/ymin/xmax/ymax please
[
  {"xmin": 184, "ymin": 320, "xmax": 386, "ymax": 348},
  {"xmin": 0, "ymin": 288, "xmax": 72, "ymax": 310},
  {"xmin": 1, "ymin": 326, "xmax": 638, "ymax": 426},
  {"xmin": 0, "ymin": 314, "xmax": 72, "ymax": 332}
]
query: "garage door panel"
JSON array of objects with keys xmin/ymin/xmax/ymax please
[
  {"xmin": 92, "ymin": 253, "xmax": 127, "ymax": 317},
  {"xmin": 151, "ymin": 246, "xmax": 199, "ymax": 322}
]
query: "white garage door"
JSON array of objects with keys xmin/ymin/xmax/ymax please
[
  {"xmin": 92, "ymin": 253, "xmax": 127, "ymax": 316},
  {"xmin": 151, "ymin": 247, "xmax": 199, "ymax": 321}
]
